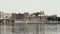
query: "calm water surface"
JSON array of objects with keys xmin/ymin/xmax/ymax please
[{"xmin": 0, "ymin": 23, "xmax": 60, "ymax": 34}]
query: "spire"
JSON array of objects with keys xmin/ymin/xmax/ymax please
[{"xmin": 40, "ymin": 10, "xmax": 44, "ymax": 15}]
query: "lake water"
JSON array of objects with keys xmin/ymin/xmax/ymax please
[{"xmin": 0, "ymin": 23, "xmax": 60, "ymax": 34}]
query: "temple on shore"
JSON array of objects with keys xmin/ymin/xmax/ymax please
[{"xmin": 0, "ymin": 11, "xmax": 60, "ymax": 24}]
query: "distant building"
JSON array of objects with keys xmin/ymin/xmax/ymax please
[
  {"xmin": 16, "ymin": 13, "xmax": 24, "ymax": 20},
  {"xmin": 24, "ymin": 12, "xmax": 29, "ymax": 21},
  {"xmin": 11, "ymin": 11, "xmax": 58, "ymax": 21},
  {"xmin": 30, "ymin": 11, "xmax": 47, "ymax": 21},
  {"xmin": 3, "ymin": 13, "xmax": 11, "ymax": 19},
  {"xmin": 11, "ymin": 13, "xmax": 29, "ymax": 21},
  {"xmin": 0, "ymin": 11, "xmax": 4, "ymax": 18},
  {"xmin": 11, "ymin": 13, "xmax": 17, "ymax": 19},
  {"xmin": 11, "ymin": 11, "xmax": 47, "ymax": 21}
]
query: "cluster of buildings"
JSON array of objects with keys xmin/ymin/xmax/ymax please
[{"xmin": 0, "ymin": 11, "xmax": 59, "ymax": 23}]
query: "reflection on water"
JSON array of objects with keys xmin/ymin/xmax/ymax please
[{"xmin": 0, "ymin": 23, "xmax": 60, "ymax": 34}]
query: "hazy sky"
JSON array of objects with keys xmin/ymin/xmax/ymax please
[{"xmin": 0, "ymin": 0, "xmax": 60, "ymax": 16}]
